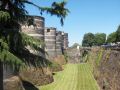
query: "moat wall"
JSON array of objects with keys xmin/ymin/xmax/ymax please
[
  {"xmin": 45, "ymin": 27, "xmax": 57, "ymax": 58},
  {"xmin": 86, "ymin": 47, "xmax": 120, "ymax": 90},
  {"xmin": 3, "ymin": 15, "xmax": 69, "ymax": 90},
  {"xmin": 21, "ymin": 16, "xmax": 45, "ymax": 41},
  {"xmin": 21, "ymin": 16, "xmax": 69, "ymax": 58}
]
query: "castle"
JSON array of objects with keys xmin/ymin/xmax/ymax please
[{"xmin": 21, "ymin": 16, "xmax": 69, "ymax": 58}]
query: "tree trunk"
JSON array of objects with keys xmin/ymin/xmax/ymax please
[{"xmin": 0, "ymin": 61, "xmax": 3, "ymax": 90}]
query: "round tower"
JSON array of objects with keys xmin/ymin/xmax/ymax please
[
  {"xmin": 63, "ymin": 33, "xmax": 69, "ymax": 49},
  {"xmin": 45, "ymin": 27, "xmax": 56, "ymax": 57},
  {"xmin": 56, "ymin": 31, "xmax": 63, "ymax": 55},
  {"xmin": 21, "ymin": 15, "xmax": 45, "ymax": 41}
]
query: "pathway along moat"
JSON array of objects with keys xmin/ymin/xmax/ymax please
[{"xmin": 40, "ymin": 63, "xmax": 100, "ymax": 90}]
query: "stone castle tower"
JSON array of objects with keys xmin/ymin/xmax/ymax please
[
  {"xmin": 21, "ymin": 16, "xmax": 69, "ymax": 58},
  {"xmin": 56, "ymin": 31, "xmax": 63, "ymax": 55},
  {"xmin": 63, "ymin": 33, "xmax": 69, "ymax": 49},
  {"xmin": 45, "ymin": 27, "xmax": 56, "ymax": 57},
  {"xmin": 21, "ymin": 16, "xmax": 45, "ymax": 41}
]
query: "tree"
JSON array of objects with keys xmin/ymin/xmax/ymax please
[
  {"xmin": 82, "ymin": 33, "xmax": 95, "ymax": 47},
  {"xmin": 107, "ymin": 32, "xmax": 116, "ymax": 43},
  {"xmin": 0, "ymin": 0, "xmax": 69, "ymax": 28},
  {"xmin": 0, "ymin": 1, "xmax": 69, "ymax": 88},
  {"xmin": 94, "ymin": 33, "xmax": 106, "ymax": 46},
  {"xmin": 0, "ymin": 0, "xmax": 69, "ymax": 65},
  {"xmin": 0, "ymin": 61, "xmax": 3, "ymax": 90},
  {"xmin": 116, "ymin": 25, "xmax": 120, "ymax": 42}
]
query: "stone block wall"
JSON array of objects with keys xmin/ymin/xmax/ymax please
[
  {"xmin": 21, "ymin": 16, "xmax": 45, "ymax": 41},
  {"xmin": 56, "ymin": 31, "xmax": 63, "ymax": 55},
  {"xmin": 21, "ymin": 15, "xmax": 69, "ymax": 58},
  {"xmin": 66, "ymin": 46, "xmax": 81, "ymax": 63},
  {"xmin": 3, "ymin": 65, "xmax": 15, "ymax": 79},
  {"xmin": 63, "ymin": 33, "xmax": 69, "ymax": 49},
  {"xmin": 44, "ymin": 28, "xmax": 69, "ymax": 58},
  {"xmin": 21, "ymin": 15, "xmax": 45, "ymax": 58},
  {"xmin": 45, "ymin": 27, "xmax": 57, "ymax": 57}
]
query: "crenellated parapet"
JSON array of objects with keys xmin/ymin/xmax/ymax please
[
  {"xmin": 44, "ymin": 28, "xmax": 69, "ymax": 58},
  {"xmin": 21, "ymin": 15, "xmax": 69, "ymax": 58},
  {"xmin": 21, "ymin": 16, "xmax": 45, "ymax": 41}
]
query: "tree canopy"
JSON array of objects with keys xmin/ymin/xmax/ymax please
[
  {"xmin": 82, "ymin": 33, "xmax": 95, "ymax": 47},
  {"xmin": 0, "ymin": 0, "xmax": 69, "ymax": 28},
  {"xmin": 82, "ymin": 33, "xmax": 106, "ymax": 47},
  {"xmin": 0, "ymin": 0, "xmax": 69, "ymax": 68},
  {"xmin": 116, "ymin": 25, "xmax": 120, "ymax": 42},
  {"xmin": 94, "ymin": 33, "xmax": 106, "ymax": 46},
  {"xmin": 107, "ymin": 32, "xmax": 116, "ymax": 43}
]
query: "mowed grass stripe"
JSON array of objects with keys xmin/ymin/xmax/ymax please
[
  {"xmin": 57, "ymin": 64, "xmax": 76, "ymax": 90},
  {"xmin": 77, "ymin": 64, "xmax": 84, "ymax": 90},
  {"xmin": 68, "ymin": 65, "xmax": 77, "ymax": 90},
  {"xmin": 56, "ymin": 64, "xmax": 72, "ymax": 90},
  {"xmin": 85, "ymin": 64, "xmax": 100, "ymax": 90},
  {"xmin": 72, "ymin": 65, "xmax": 78, "ymax": 90},
  {"xmin": 82, "ymin": 63, "xmax": 99, "ymax": 90},
  {"xmin": 40, "ymin": 64, "xmax": 71, "ymax": 90},
  {"xmin": 40, "ymin": 64, "xmax": 99, "ymax": 90}
]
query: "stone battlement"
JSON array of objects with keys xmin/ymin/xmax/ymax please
[{"xmin": 21, "ymin": 16, "xmax": 69, "ymax": 58}]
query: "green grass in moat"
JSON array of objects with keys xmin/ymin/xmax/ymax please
[{"xmin": 40, "ymin": 63, "xmax": 100, "ymax": 90}]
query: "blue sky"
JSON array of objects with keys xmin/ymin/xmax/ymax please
[{"xmin": 26, "ymin": 0, "xmax": 120, "ymax": 46}]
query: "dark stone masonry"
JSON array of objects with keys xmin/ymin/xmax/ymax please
[
  {"xmin": 21, "ymin": 15, "xmax": 69, "ymax": 58},
  {"xmin": 3, "ymin": 15, "xmax": 69, "ymax": 90}
]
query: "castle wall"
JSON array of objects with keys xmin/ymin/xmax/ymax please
[
  {"xmin": 21, "ymin": 16, "xmax": 45, "ymax": 41},
  {"xmin": 3, "ymin": 65, "xmax": 15, "ymax": 79},
  {"xmin": 44, "ymin": 29, "xmax": 69, "ymax": 57},
  {"xmin": 63, "ymin": 33, "xmax": 69, "ymax": 49},
  {"xmin": 21, "ymin": 16, "xmax": 45, "ymax": 59},
  {"xmin": 21, "ymin": 15, "xmax": 69, "ymax": 59},
  {"xmin": 45, "ymin": 27, "xmax": 56, "ymax": 57},
  {"xmin": 56, "ymin": 31, "xmax": 63, "ymax": 55}
]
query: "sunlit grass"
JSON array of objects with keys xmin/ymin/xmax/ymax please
[{"xmin": 40, "ymin": 63, "xmax": 100, "ymax": 90}]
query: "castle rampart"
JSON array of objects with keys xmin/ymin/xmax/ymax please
[
  {"xmin": 21, "ymin": 16, "xmax": 44, "ymax": 41},
  {"xmin": 45, "ymin": 27, "xmax": 56, "ymax": 57},
  {"xmin": 21, "ymin": 15, "xmax": 69, "ymax": 58}
]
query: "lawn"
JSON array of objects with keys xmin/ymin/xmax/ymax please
[{"xmin": 40, "ymin": 63, "xmax": 100, "ymax": 90}]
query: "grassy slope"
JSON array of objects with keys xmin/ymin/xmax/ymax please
[{"xmin": 40, "ymin": 63, "xmax": 99, "ymax": 90}]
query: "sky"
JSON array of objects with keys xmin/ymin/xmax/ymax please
[{"xmin": 26, "ymin": 0, "xmax": 120, "ymax": 46}]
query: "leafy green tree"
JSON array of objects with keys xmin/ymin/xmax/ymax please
[
  {"xmin": 0, "ymin": 0, "xmax": 69, "ymax": 86},
  {"xmin": 116, "ymin": 25, "xmax": 120, "ymax": 42},
  {"xmin": 94, "ymin": 33, "xmax": 106, "ymax": 46},
  {"xmin": 107, "ymin": 32, "xmax": 117, "ymax": 43},
  {"xmin": 0, "ymin": 0, "xmax": 69, "ymax": 64},
  {"xmin": 0, "ymin": 0, "xmax": 69, "ymax": 27},
  {"xmin": 82, "ymin": 33, "xmax": 95, "ymax": 47}
]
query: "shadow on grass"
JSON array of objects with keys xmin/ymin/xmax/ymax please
[
  {"xmin": 52, "ymin": 72, "xmax": 56, "ymax": 75},
  {"xmin": 22, "ymin": 80, "xmax": 39, "ymax": 90}
]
